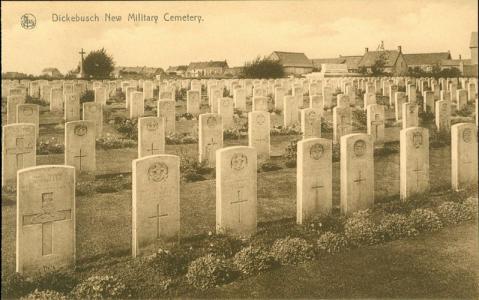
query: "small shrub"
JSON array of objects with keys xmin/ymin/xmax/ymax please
[
  {"xmin": 1, "ymin": 273, "xmax": 36, "ymax": 299},
  {"xmin": 270, "ymin": 237, "xmax": 315, "ymax": 265},
  {"xmin": 25, "ymin": 95, "xmax": 48, "ymax": 106},
  {"xmin": 321, "ymin": 120, "xmax": 333, "ymax": 133},
  {"xmin": 113, "ymin": 116, "xmax": 138, "ymax": 140},
  {"xmin": 186, "ymin": 254, "xmax": 233, "ymax": 289},
  {"xmin": 408, "ymin": 208, "xmax": 443, "ymax": 232},
  {"xmin": 37, "ymin": 138, "xmax": 64, "ymax": 155},
  {"xmin": 317, "ymin": 232, "xmax": 349, "ymax": 254},
  {"xmin": 259, "ymin": 161, "xmax": 282, "ymax": 172},
  {"xmin": 436, "ymin": 201, "xmax": 470, "ymax": 225},
  {"xmin": 352, "ymin": 109, "xmax": 367, "ymax": 130},
  {"xmin": 283, "ymin": 139, "xmax": 299, "ymax": 163},
  {"xmin": 96, "ymin": 135, "xmax": 137, "ymax": 150},
  {"xmin": 71, "ymin": 275, "xmax": 127, "ymax": 299},
  {"xmin": 76, "ymin": 182, "xmax": 95, "ymax": 196},
  {"xmin": 455, "ymin": 104, "xmax": 474, "ymax": 117},
  {"xmin": 180, "ymin": 156, "xmax": 211, "ymax": 182},
  {"xmin": 21, "ymin": 289, "xmax": 66, "ymax": 300},
  {"xmin": 233, "ymin": 245, "xmax": 276, "ymax": 275},
  {"xmin": 33, "ymin": 269, "xmax": 78, "ymax": 294},
  {"xmin": 284, "ymin": 160, "xmax": 296, "ymax": 168},
  {"xmin": 270, "ymin": 124, "xmax": 301, "ymax": 136},
  {"xmin": 377, "ymin": 213, "xmax": 418, "ymax": 241},
  {"xmin": 150, "ymin": 248, "xmax": 190, "ymax": 276},
  {"xmin": 166, "ymin": 133, "xmax": 198, "ymax": 145},
  {"xmin": 80, "ymin": 90, "xmax": 94, "ymax": 104},
  {"xmin": 344, "ymin": 210, "xmax": 380, "ymax": 246},
  {"xmin": 419, "ymin": 111, "xmax": 435, "ymax": 125},
  {"xmin": 462, "ymin": 197, "xmax": 479, "ymax": 220},
  {"xmin": 176, "ymin": 112, "xmax": 195, "ymax": 121},
  {"xmin": 205, "ymin": 234, "xmax": 242, "ymax": 258}
]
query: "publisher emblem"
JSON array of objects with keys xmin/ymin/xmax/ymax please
[{"xmin": 21, "ymin": 14, "xmax": 36, "ymax": 29}]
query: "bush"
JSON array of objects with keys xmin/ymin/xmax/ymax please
[
  {"xmin": 317, "ymin": 232, "xmax": 349, "ymax": 254},
  {"xmin": 205, "ymin": 234, "xmax": 243, "ymax": 258},
  {"xmin": 37, "ymin": 138, "xmax": 65, "ymax": 155},
  {"xmin": 241, "ymin": 56, "xmax": 284, "ymax": 79},
  {"xmin": 270, "ymin": 237, "xmax": 315, "ymax": 265},
  {"xmin": 180, "ymin": 156, "xmax": 211, "ymax": 182},
  {"xmin": 436, "ymin": 201, "xmax": 472, "ymax": 225},
  {"xmin": 233, "ymin": 245, "xmax": 276, "ymax": 275},
  {"xmin": 352, "ymin": 109, "xmax": 367, "ymax": 130},
  {"xmin": 166, "ymin": 133, "xmax": 198, "ymax": 145},
  {"xmin": 377, "ymin": 213, "xmax": 418, "ymax": 241},
  {"xmin": 408, "ymin": 208, "xmax": 443, "ymax": 233},
  {"xmin": 419, "ymin": 111, "xmax": 435, "ymax": 125},
  {"xmin": 96, "ymin": 135, "xmax": 137, "ymax": 150},
  {"xmin": 113, "ymin": 116, "xmax": 138, "ymax": 140},
  {"xmin": 186, "ymin": 254, "xmax": 234, "ymax": 289},
  {"xmin": 270, "ymin": 124, "xmax": 301, "ymax": 136},
  {"xmin": 1, "ymin": 273, "xmax": 36, "ymax": 299},
  {"xmin": 80, "ymin": 90, "xmax": 94, "ymax": 104},
  {"xmin": 25, "ymin": 95, "xmax": 48, "ymax": 106},
  {"xmin": 258, "ymin": 161, "xmax": 282, "ymax": 172},
  {"xmin": 21, "ymin": 289, "xmax": 66, "ymax": 300},
  {"xmin": 283, "ymin": 139, "xmax": 299, "ymax": 162},
  {"xmin": 462, "ymin": 197, "xmax": 479, "ymax": 220},
  {"xmin": 150, "ymin": 248, "xmax": 190, "ymax": 276},
  {"xmin": 71, "ymin": 275, "xmax": 128, "ymax": 299},
  {"xmin": 32, "ymin": 269, "xmax": 78, "ymax": 294},
  {"xmin": 321, "ymin": 120, "xmax": 333, "ymax": 133},
  {"xmin": 344, "ymin": 210, "xmax": 380, "ymax": 246},
  {"xmin": 284, "ymin": 160, "xmax": 296, "ymax": 168},
  {"xmin": 455, "ymin": 103, "xmax": 474, "ymax": 117}
]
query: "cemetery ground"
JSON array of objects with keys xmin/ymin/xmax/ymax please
[{"xmin": 1, "ymin": 90, "xmax": 478, "ymax": 298}]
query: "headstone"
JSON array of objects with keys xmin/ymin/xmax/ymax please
[
  {"xmin": 138, "ymin": 117, "xmax": 165, "ymax": 158},
  {"xmin": 274, "ymin": 87, "xmax": 285, "ymax": 111},
  {"xmin": 340, "ymin": 133, "xmax": 374, "ymax": 214},
  {"xmin": 297, "ymin": 138, "xmax": 332, "ymax": 223},
  {"xmin": 309, "ymin": 94, "xmax": 323, "ymax": 110},
  {"xmin": 363, "ymin": 92, "xmax": 376, "ymax": 109},
  {"xmin": 186, "ymin": 90, "xmax": 201, "ymax": 116},
  {"xmin": 402, "ymin": 102, "xmax": 419, "ymax": 129},
  {"xmin": 157, "ymin": 100, "xmax": 175, "ymax": 134},
  {"xmin": 366, "ymin": 104, "xmax": 385, "ymax": 145},
  {"xmin": 16, "ymin": 165, "xmax": 75, "ymax": 275},
  {"xmin": 17, "ymin": 104, "xmax": 39, "ymax": 138},
  {"xmin": 65, "ymin": 121, "xmax": 96, "ymax": 174},
  {"xmin": 252, "ymin": 97, "xmax": 268, "ymax": 112},
  {"xmin": 132, "ymin": 155, "xmax": 180, "ymax": 257},
  {"xmin": 322, "ymin": 86, "xmax": 333, "ymax": 108},
  {"xmin": 435, "ymin": 100, "xmax": 451, "ymax": 133},
  {"xmin": 248, "ymin": 111, "xmax": 270, "ymax": 159},
  {"xmin": 389, "ymin": 85, "xmax": 398, "ymax": 106},
  {"xmin": 395, "ymin": 92, "xmax": 406, "ymax": 121},
  {"xmin": 218, "ymin": 97, "xmax": 234, "ymax": 129},
  {"xmin": 400, "ymin": 127, "xmax": 429, "ymax": 199},
  {"xmin": 283, "ymin": 96, "xmax": 298, "ymax": 126},
  {"xmin": 50, "ymin": 88, "xmax": 63, "ymax": 112},
  {"xmin": 301, "ymin": 108, "xmax": 322, "ymax": 139},
  {"xmin": 130, "ymin": 92, "xmax": 145, "ymax": 119},
  {"xmin": 199, "ymin": 113, "xmax": 223, "ymax": 168},
  {"xmin": 216, "ymin": 146, "xmax": 257, "ymax": 235},
  {"xmin": 142, "ymin": 81, "xmax": 154, "ymax": 100},
  {"xmin": 451, "ymin": 123, "xmax": 478, "ymax": 190},
  {"xmin": 456, "ymin": 89, "xmax": 468, "ymax": 110},
  {"xmin": 337, "ymin": 94, "xmax": 350, "ymax": 108},
  {"xmin": 423, "ymin": 91, "xmax": 435, "ymax": 113},
  {"xmin": 233, "ymin": 88, "xmax": 247, "ymax": 111},
  {"xmin": 82, "ymin": 103, "xmax": 103, "ymax": 138},
  {"xmin": 94, "ymin": 87, "xmax": 107, "ymax": 105},
  {"xmin": 64, "ymin": 93, "xmax": 80, "ymax": 122},
  {"xmin": 468, "ymin": 82, "xmax": 476, "ymax": 101},
  {"xmin": 407, "ymin": 85, "xmax": 417, "ymax": 103},
  {"xmin": 7, "ymin": 95, "xmax": 25, "ymax": 124},
  {"xmin": 209, "ymin": 87, "xmax": 222, "ymax": 113},
  {"xmin": 2, "ymin": 124, "xmax": 36, "ymax": 187},
  {"xmin": 333, "ymin": 106, "xmax": 352, "ymax": 143}
]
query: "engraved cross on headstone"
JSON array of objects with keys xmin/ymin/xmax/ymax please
[
  {"xmin": 6, "ymin": 137, "xmax": 33, "ymax": 170},
  {"xmin": 74, "ymin": 149, "xmax": 87, "ymax": 171},
  {"xmin": 311, "ymin": 180, "xmax": 324, "ymax": 211},
  {"xmin": 149, "ymin": 203, "xmax": 168, "ymax": 239},
  {"xmin": 353, "ymin": 171, "xmax": 366, "ymax": 202},
  {"xmin": 230, "ymin": 189, "xmax": 248, "ymax": 223},
  {"xmin": 23, "ymin": 192, "xmax": 72, "ymax": 256},
  {"xmin": 412, "ymin": 159, "xmax": 423, "ymax": 189},
  {"xmin": 147, "ymin": 143, "xmax": 161, "ymax": 155},
  {"xmin": 371, "ymin": 113, "xmax": 384, "ymax": 139},
  {"xmin": 205, "ymin": 137, "xmax": 218, "ymax": 162}
]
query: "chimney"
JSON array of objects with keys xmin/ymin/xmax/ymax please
[
  {"xmin": 398, "ymin": 45, "xmax": 402, "ymax": 53},
  {"xmin": 365, "ymin": 47, "xmax": 369, "ymax": 53}
]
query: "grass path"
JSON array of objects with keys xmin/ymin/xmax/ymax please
[{"xmin": 191, "ymin": 222, "xmax": 479, "ymax": 298}]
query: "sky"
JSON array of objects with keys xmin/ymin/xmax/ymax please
[{"xmin": 2, "ymin": 0, "xmax": 478, "ymax": 75}]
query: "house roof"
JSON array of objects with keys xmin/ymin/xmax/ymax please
[
  {"xmin": 340, "ymin": 55, "xmax": 363, "ymax": 70},
  {"xmin": 270, "ymin": 51, "xmax": 313, "ymax": 68},
  {"xmin": 441, "ymin": 59, "xmax": 473, "ymax": 67},
  {"xmin": 114, "ymin": 66, "xmax": 164, "ymax": 74},
  {"xmin": 357, "ymin": 50, "xmax": 401, "ymax": 68},
  {"xmin": 166, "ymin": 65, "xmax": 188, "ymax": 72},
  {"xmin": 187, "ymin": 61, "xmax": 229, "ymax": 70},
  {"xmin": 471, "ymin": 32, "xmax": 478, "ymax": 48},
  {"xmin": 403, "ymin": 52, "xmax": 451, "ymax": 66},
  {"xmin": 311, "ymin": 58, "xmax": 345, "ymax": 68}
]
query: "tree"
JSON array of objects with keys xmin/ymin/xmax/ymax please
[
  {"xmin": 241, "ymin": 56, "xmax": 284, "ymax": 79},
  {"xmin": 83, "ymin": 48, "xmax": 115, "ymax": 79},
  {"xmin": 371, "ymin": 52, "xmax": 387, "ymax": 76}
]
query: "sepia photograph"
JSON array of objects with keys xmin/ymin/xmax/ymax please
[{"xmin": 1, "ymin": 0, "xmax": 478, "ymax": 298}]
